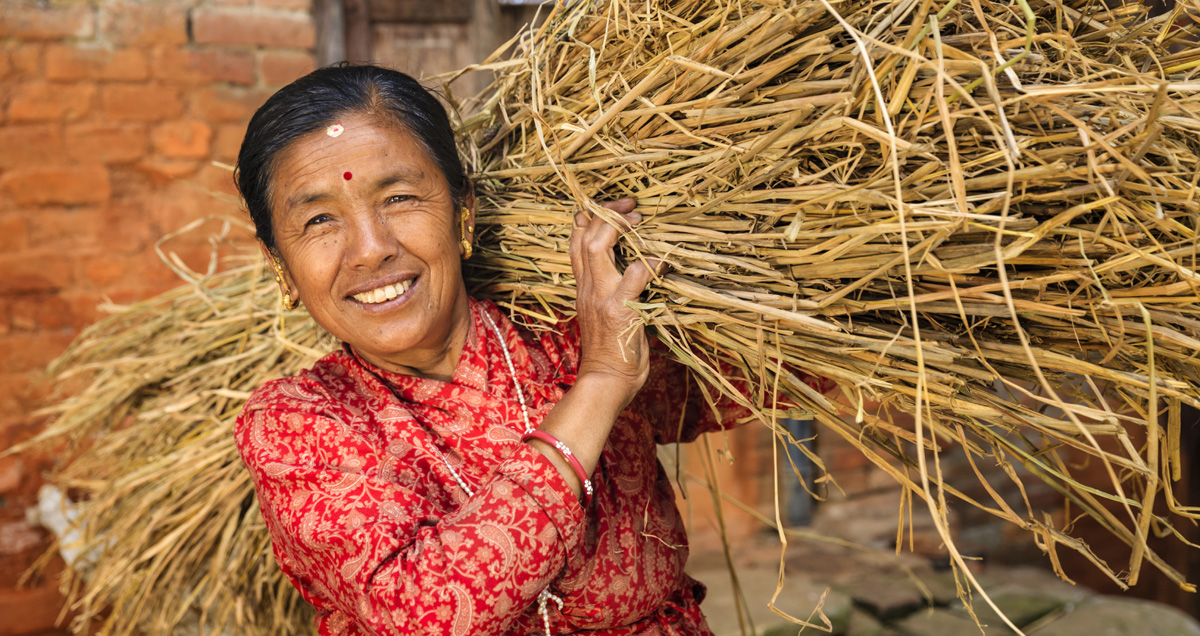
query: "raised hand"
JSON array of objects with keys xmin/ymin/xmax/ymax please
[{"xmin": 570, "ymin": 197, "xmax": 659, "ymax": 409}]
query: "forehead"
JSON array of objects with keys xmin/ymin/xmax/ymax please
[{"xmin": 274, "ymin": 113, "xmax": 435, "ymax": 177}]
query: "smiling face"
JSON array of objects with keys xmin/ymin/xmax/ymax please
[{"xmin": 268, "ymin": 112, "xmax": 474, "ymax": 380}]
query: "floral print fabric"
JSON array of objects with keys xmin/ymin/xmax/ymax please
[{"xmin": 236, "ymin": 298, "xmax": 829, "ymax": 635}]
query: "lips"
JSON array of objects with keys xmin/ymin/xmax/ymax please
[{"xmin": 350, "ymin": 279, "xmax": 413, "ymax": 304}]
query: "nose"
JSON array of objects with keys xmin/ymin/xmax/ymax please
[{"xmin": 345, "ymin": 209, "xmax": 398, "ymax": 270}]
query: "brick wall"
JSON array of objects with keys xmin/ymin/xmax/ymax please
[{"xmin": 0, "ymin": 1, "xmax": 315, "ymax": 633}]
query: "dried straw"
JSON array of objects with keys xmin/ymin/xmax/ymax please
[
  {"xmin": 451, "ymin": 0, "xmax": 1200, "ymax": 608},
  {"xmin": 14, "ymin": 0, "xmax": 1200, "ymax": 633}
]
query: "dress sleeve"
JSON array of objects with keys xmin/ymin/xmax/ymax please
[{"xmin": 236, "ymin": 400, "xmax": 585, "ymax": 636}]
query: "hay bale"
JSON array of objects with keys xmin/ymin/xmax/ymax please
[
  {"xmin": 453, "ymin": 0, "xmax": 1200, "ymax": 600},
  {"xmin": 15, "ymin": 0, "xmax": 1200, "ymax": 633}
]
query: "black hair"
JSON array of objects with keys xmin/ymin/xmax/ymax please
[{"xmin": 235, "ymin": 64, "xmax": 470, "ymax": 250}]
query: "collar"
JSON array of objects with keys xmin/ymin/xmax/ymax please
[{"xmin": 343, "ymin": 297, "xmax": 529, "ymax": 401}]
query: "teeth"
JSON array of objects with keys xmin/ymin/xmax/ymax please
[{"xmin": 353, "ymin": 280, "xmax": 411, "ymax": 304}]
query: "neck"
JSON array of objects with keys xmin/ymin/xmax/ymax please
[
  {"xmin": 363, "ymin": 346, "xmax": 461, "ymax": 383},
  {"xmin": 357, "ymin": 297, "xmax": 473, "ymax": 383}
]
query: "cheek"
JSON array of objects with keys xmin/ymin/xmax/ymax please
[{"xmin": 287, "ymin": 239, "xmax": 340, "ymax": 289}]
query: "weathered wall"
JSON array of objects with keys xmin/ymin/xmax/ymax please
[{"xmin": 0, "ymin": 1, "xmax": 315, "ymax": 632}]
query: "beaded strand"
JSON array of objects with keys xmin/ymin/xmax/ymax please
[
  {"xmin": 480, "ymin": 310, "xmax": 533, "ymax": 434},
  {"xmin": 442, "ymin": 308, "xmax": 562, "ymax": 636}
]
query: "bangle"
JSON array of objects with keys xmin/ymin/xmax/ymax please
[{"xmin": 522, "ymin": 430, "xmax": 594, "ymax": 507}]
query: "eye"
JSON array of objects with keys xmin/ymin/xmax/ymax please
[
  {"xmin": 304, "ymin": 213, "xmax": 332, "ymax": 227},
  {"xmin": 385, "ymin": 194, "xmax": 414, "ymax": 205}
]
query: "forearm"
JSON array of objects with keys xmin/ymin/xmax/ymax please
[{"xmin": 528, "ymin": 372, "xmax": 632, "ymax": 499}]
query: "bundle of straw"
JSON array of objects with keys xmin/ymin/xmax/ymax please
[
  {"xmin": 17, "ymin": 0, "xmax": 1200, "ymax": 633},
  {"xmin": 25, "ymin": 246, "xmax": 327, "ymax": 635},
  {"xmin": 453, "ymin": 0, "xmax": 1200, "ymax": 600}
]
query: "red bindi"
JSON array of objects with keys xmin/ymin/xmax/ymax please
[{"xmin": 343, "ymin": 171, "xmax": 353, "ymax": 180}]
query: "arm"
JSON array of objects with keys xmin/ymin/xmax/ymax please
[
  {"xmin": 236, "ymin": 404, "xmax": 584, "ymax": 636},
  {"xmin": 523, "ymin": 198, "xmax": 662, "ymax": 497},
  {"xmin": 529, "ymin": 196, "xmax": 833, "ymax": 465}
]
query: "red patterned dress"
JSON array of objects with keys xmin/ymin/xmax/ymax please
[{"xmin": 236, "ymin": 298, "xmax": 827, "ymax": 635}]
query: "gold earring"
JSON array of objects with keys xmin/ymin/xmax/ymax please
[
  {"xmin": 459, "ymin": 206, "xmax": 474, "ymax": 260},
  {"xmin": 270, "ymin": 258, "xmax": 300, "ymax": 310}
]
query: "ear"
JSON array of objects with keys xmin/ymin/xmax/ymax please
[
  {"xmin": 457, "ymin": 191, "xmax": 478, "ymax": 245},
  {"xmin": 465, "ymin": 191, "xmax": 478, "ymax": 238},
  {"xmin": 259, "ymin": 241, "xmax": 299, "ymax": 299}
]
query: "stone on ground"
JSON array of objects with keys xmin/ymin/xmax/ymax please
[{"xmin": 1029, "ymin": 597, "xmax": 1200, "ymax": 636}]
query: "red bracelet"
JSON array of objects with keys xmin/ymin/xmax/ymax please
[{"xmin": 521, "ymin": 430, "xmax": 593, "ymax": 507}]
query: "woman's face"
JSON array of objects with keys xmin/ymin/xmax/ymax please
[{"xmin": 268, "ymin": 112, "xmax": 473, "ymax": 377}]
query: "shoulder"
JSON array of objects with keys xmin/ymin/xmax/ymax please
[
  {"xmin": 241, "ymin": 349, "xmax": 360, "ymax": 415},
  {"xmin": 234, "ymin": 349, "xmax": 382, "ymax": 460}
]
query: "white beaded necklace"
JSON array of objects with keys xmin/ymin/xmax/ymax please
[{"xmin": 441, "ymin": 309, "xmax": 562, "ymax": 636}]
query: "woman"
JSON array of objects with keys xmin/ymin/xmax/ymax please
[{"xmin": 235, "ymin": 64, "xmax": 825, "ymax": 636}]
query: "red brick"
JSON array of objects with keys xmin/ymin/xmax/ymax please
[
  {"xmin": 21, "ymin": 207, "xmax": 98, "ymax": 251},
  {"xmin": 0, "ymin": 573, "xmax": 68, "ymax": 634},
  {"xmin": 0, "ymin": 415, "xmax": 52, "ymax": 454},
  {"xmin": 0, "ymin": 50, "xmax": 10, "ymax": 79},
  {"xmin": 0, "ymin": 165, "xmax": 110, "ymax": 206},
  {"xmin": 45, "ymin": 44, "xmax": 148, "ymax": 82},
  {"xmin": 191, "ymin": 8, "xmax": 315, "ymax": 49},
  {"xmin": 6, "ymin": 81, "xmax": 95, "ymax": 122},
  {"xmin": 0, "ymin": 372, "xmax": 30, "ymax": 414},
  {"xmin": 61, "ymin": 291, "xmax": 104, "ymax": 329},
  {"xmin": 100, "ymin": 2, "xmax": 188, "ymax": 47},
  {"xmin": 0, "ymin": 124, "xmax": 64, "ymax": 169},
  {"xmin": 0, "ymin": 456, "xmax": 22, "ymax": 493},
  {"xmin": 147, "ymin": 183, "xmax": 223, "ymax": 232},
  {"xmin": 151, "ymin": 120, "xmax": 213, "ymax": 159},
  {"xmin": 104, "ymin": 48, "xmax": 150, "ymax": 81},
  {"xmin": 191, "ymin": 86, "xmax": 269, "ymax": 122},
  {"xmin": 9, "ymin": 294, "xmax": 74, "ymax": 332},
  {"xmin": 43, "ymin": 44, "xmax": 92, "ymax": 81},
  {"xmin": 81, "ymin": 252, "xmax": 141, "ymax": 287},
  {"xmin": 107, "ymin": 164, "xmax": 157, "ymax": 198},
  {"xmin": 136, "ymin": 157, "xmax": 200, "ymax": 180},
  {"xmin": 65, "ymin": 122, "xmax": 148, "ymax": 164},
  {"xmin": 211, "ymin": 122, "xmax": 247, "ymax": 162},
  {"xmin": 194, "ymin": 160, "xmax": 242, "ymax": 199},
  {"xmin": 100, "ymin": 83, "xmax": 182, "ymax": 121},
  {"xmin": 25, "ymin": 205, "xmax": 148, "ymax": 255},
  {"xmin": 154, "ymin": 47, "xmax": 254, "ymax": 86},
  {"xmin": 257, "ymin": 0, "xmax": 314, "ymax": 10},
  {"xmin": 0, "ymin": 213, "xmax": 27, "ymax": 253},
  {"xmin": 0, "ymin": 5, "xmax": 95, "ymax": 41},
  {"xmin": 259, "ymin": 50, "xmax": 315, "ymax": 86},
  {"xmin": 8, "ymin": 45, "xmax": 41, "ymax": 77},
  {"xmin": 0, "ymin": 331, "xmax": 76, "ymax": 373},
  {"xmin": 94, "ymin": 201, "xmax": 156, "ymax": 252}
]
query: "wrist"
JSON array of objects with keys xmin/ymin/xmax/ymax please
[
  {"xmin": 523, "ymin": 430, "xmax": 594, "ymax": 506},
  {"xmin": 573, "ymin": 368, "xmax": 642, "ymax": 411}
]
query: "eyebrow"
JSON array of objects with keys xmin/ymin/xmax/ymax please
[{"xmin": 284, "ymin": 168, "xmax": 428, "ymax": 211}]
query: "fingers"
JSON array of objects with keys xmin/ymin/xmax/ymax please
[
  {"xmin": 614, "ymin": 260, "xmax": 656, "ymax": 303},
  {"xmin": 599, "ymin": 197, "xmax": 636, "ymax": 215},
  {"xmin": 572, "ymin": 198, "xmax": 641, "ymax": 274},
  {"xmin": 574, "ymin": 197, "xmax": 638, "ymax": 233}
]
